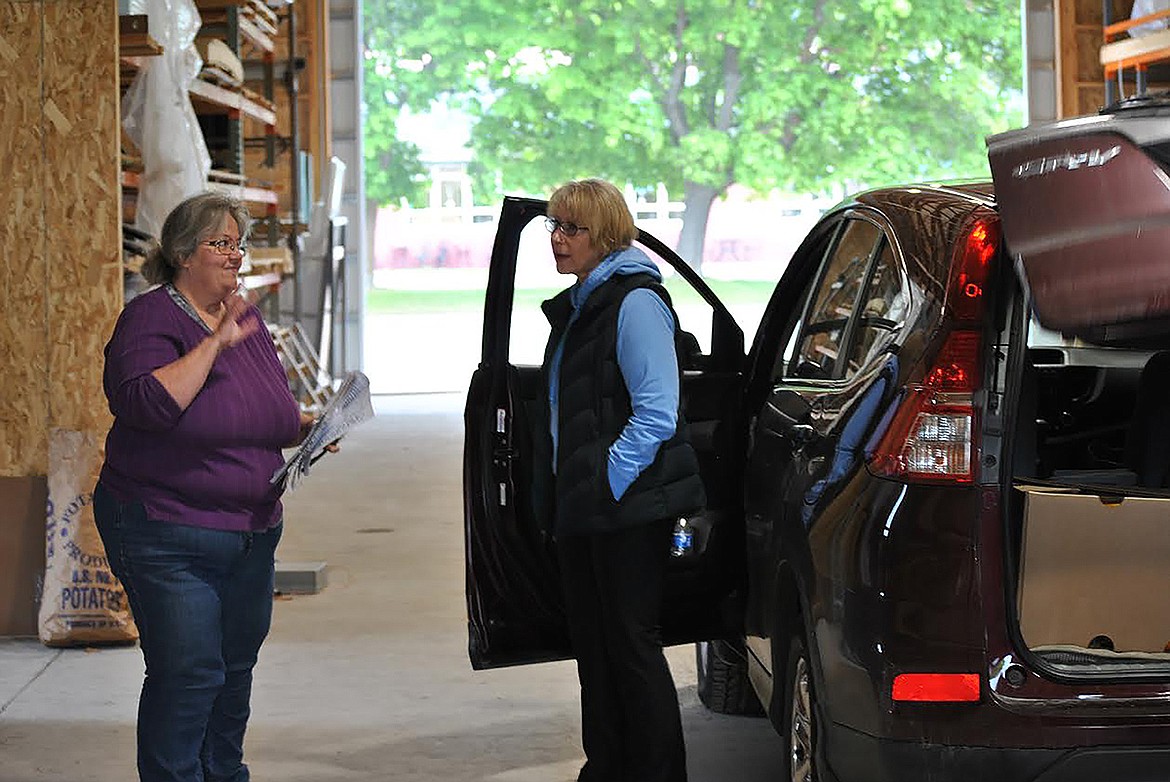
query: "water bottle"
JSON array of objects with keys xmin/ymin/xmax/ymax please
[{"xmin": 670, "ymin": 518, "xmax": 694, "ymax": 557}]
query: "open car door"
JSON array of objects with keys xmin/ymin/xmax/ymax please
[{"xmin": 464, "ymin": 196, "xmax": 747, "ymax": 669}]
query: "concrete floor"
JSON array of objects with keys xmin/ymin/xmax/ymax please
[{"xmin": 0, "ymin": 393, "xmax": 785, "ymax": 782}]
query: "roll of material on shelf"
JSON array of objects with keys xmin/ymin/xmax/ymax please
[{"xmin": 198, "ymin": 38, "xmax": 244, "ymax": 85}]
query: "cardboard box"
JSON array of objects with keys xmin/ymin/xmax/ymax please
[{"xmin": 1018, "ymin": 485, "xmax": 1170, "ymax": 652}]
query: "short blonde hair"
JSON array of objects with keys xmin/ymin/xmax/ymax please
[
  {"xmin": 141, "ymin": 192, "xmax": 251, "ymax": 285},
  {"xmin": 548, "ymin": 179, "xmax": 637, "ymax": 257}
]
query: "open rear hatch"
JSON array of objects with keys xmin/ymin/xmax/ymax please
[
  {"xmin": 990, "ymin": 100, "xmax": 1170, "ymax": 673},
  {"xmin": 988, "ymin": 95, "xmax": 1170, "ymax": 345}
]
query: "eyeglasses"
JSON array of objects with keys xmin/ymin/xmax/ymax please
[
  {"xmin": 544, "ymin": 217, "xmax": 589, "ymax": 237},
  {"xmin": 202, "ymin": 238, "xmax": 248, "ymax": 256}
]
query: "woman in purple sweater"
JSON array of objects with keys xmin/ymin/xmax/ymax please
[{"xmin": 94, "ymin": 192, "xmax": 306, "ymax": 782}]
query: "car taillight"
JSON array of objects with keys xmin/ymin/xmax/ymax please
[
  {"xmin": 951, "ymin": 219, "xmax": 997, "ymax": 323},
  {"xmin": 869, "ymin": 330, "xmax": 979, "ymax": 482},
  {"xmin": 892, "ymin": 672, "xmax": 981, "ymax": 702},
  {"xmin": 868, "ymin": 216, "xmax": 998, "ymax": 484}
]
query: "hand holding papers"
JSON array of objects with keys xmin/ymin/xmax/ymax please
[{"xmin": 272, "ymin": 370, "xmax": 375, "ymax": 492}]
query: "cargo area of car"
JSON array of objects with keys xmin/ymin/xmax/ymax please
[
  {"xmin": 1009, "ymin": 325, "xmax": 1170, "ymax": 671},
  {"xmin": 983, "ymin": 99, "xmax": 1170, "ymax": 676}
]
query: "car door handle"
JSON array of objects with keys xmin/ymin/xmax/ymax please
[
  {"xmin": 790, "ymin": 424, "xmax": 816, "ymax": 446},
  {"xmin": 806, "ymin": 455, "xmax": 827, "ymax": 476}
]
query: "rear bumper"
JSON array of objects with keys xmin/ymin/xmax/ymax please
[{"xmin": 824, "ymin": 722, "xmax": 1170, "ymax": 782}]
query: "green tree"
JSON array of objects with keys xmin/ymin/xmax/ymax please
[
  {"xmin": 364, "ymin": 0, "xmax": 1023, "ymax": 268},
  {"xmin": 363, "ymin": 47, "xmax": 428, "ymax": 208}
]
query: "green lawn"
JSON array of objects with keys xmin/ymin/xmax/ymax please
[{"xmin": 367, "ymin": 278, "xmax": 777, "ymax": 315}]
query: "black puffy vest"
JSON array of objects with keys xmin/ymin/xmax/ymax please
[{"xmin": 538, "ymin": 272, "xmax": 706, "ymax": 536}]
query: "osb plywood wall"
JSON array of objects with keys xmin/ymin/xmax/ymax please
[
  {"xmin": 0, "ymin": 2, "xmax": 49, "ymax": 476},
  {"xmin": 0, "ymin": 0, "xmax": 121, "ymax": 478}
]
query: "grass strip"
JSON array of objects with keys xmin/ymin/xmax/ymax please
[{"xmin": 367, "ymin": 278, "xmax": 776, "ymax": 315}]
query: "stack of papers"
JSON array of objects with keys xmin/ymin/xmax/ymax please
[{"xmin": 272, "ymin": 370, "xmax": 375, "ymax": 492}]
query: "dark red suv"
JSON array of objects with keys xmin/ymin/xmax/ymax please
[{"xmin": 464, "ymin": 98, "xmax": 1170, "ymax": 781}]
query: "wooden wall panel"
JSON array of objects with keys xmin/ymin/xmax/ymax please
[
  {"xmin": 306, "ymin": 0, "xmax": 330, "ymax": 186},
  {"xmin": 288, "ymin": 0, "xmax": 325, "ymax": 201},
  {"xmin": 1058, "ymin": 0, "xmax": 1135, "ymax": 117},
  {"xmin": 0, "ymin": 477, "xmax": 47, "ymax": 636},
  {"xmin": 43, "ymin": 0, "xmax": 120, "ymax": 435},
  {"xmin": 1, "ymin": 0, "xmax": 119, "ymax": 636},
  {"xmin": 242, "ymin": 0, "xmax": 325, "ymax": 219},
  {"xmin": 1076, "ymin": 25, "xmax": 1103, "ymax": 81},
  {"xmin": 0, "ymin": 1, "xmax": 49, "ymax": 476}
]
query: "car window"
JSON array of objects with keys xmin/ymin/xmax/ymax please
[
  {"xmin": 507, "ymin": 221, "xmax": 715, "ymax": 367},
  {"xmin": 773, "ymin": 286, "xmax": 814, "ymax": 384},
  {"xmin": 844, "ymin": 240, "xmax": 908, "ymax": 374},
  {"xmin": 756, "ymin": 224, "xmax": 837, "ymax": 387},
  {"xmin": 508, "ymin": 219, "xmax": 560, "ymax": 366},
  {"xmin": 789, "ymin": 219, "xmax": 883, "ymax": 380}
]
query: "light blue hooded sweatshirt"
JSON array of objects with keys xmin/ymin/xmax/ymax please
[{"xmin": 548, "ymin": 246, "xmax": 681, "ymax": 502}]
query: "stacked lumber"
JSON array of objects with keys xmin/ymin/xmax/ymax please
[
  {"xmin": 208, "ymin": 169, "xmax": 247, "ymax": 184},
  {"xmin": 198, "ymin": 38, "xmax": 244, "ymax": 84},
  {"xmin": 241, "ymin": 84, "xmax": 276, "ymax": 114},
  {"xmin": 198, "ymin": 65, "xmax": 241, "ymax": 90},
  {"xmin": 193, "ymin": 72, "xmax": 277, "ymax": 116},
  {"xmin": 246, "ymin": 245, "xmax": 295, "ymax": 276},
  {"xmin": 121, "ymin": 154, "xmax": 144, "ymax": 172},
  {"xmin": 243, "ymin": 0, "xmax": 280, "ymax": 37},
  {"xmin": 196, "ymin": 0, "xmax": 279, "ymax": 34},
  {"xmin": 118, "ymin": 15, "xmax": 162, "ymax": 57}
]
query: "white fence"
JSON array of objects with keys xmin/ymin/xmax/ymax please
[{"xmin": 372, "ymin": 190, "xmax": 837, "ymax": 288}]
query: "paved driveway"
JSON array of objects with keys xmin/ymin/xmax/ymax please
[{"xmin": 0, "ymin": 394, "xmax": 786, "ymax": 782}]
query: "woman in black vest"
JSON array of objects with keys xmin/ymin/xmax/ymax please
[{"xmin": 539, "ymin": 178, "xmax": 706, "ymax": 782}]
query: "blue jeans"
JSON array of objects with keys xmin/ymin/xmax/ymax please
[{"xmin": 94, "ymin": 482, "xmax": 281, "ymax": 782}]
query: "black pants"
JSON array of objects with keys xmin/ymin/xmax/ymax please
[{"xmin": 556, "ymin": 518, "xmax": 686, "ymax": 782}]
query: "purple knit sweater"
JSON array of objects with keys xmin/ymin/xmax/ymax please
[{"xmin": 99, "ymin": 286, "xmax": 300, "ymax": 532}]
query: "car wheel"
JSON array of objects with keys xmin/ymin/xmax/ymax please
[
  {"xmin": 695, "ymin": 639, "xmax": 765, "ymax": 715},
  {"xmin": 780, "ymin": 632, "xmax": 819, "ymax": 782}
]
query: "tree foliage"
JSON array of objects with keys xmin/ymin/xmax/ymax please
[
  {"xmin": 363, "ymin": 48, "xmax": 428, "ymax": 208},
  {"xmin": 363, "ymin": 0, "xmax": 1024, "ymax": 264}
]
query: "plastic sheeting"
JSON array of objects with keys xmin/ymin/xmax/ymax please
[
  {"xmin": 1130, "ymin": 0, "xmax": 1170, "ymax": 37},
  {"xmin": 122, "ymin": 0, "xmax": 211, "ymax": 239}
]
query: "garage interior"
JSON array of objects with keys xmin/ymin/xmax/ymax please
[{"xmin": 0, "ymin": 0, "xmax": 1164, "ymax": 779}]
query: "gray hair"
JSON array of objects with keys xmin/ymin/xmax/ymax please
[{"xmin": 141, "ymin": 192, "xmax": 252, "ymax": 285}]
